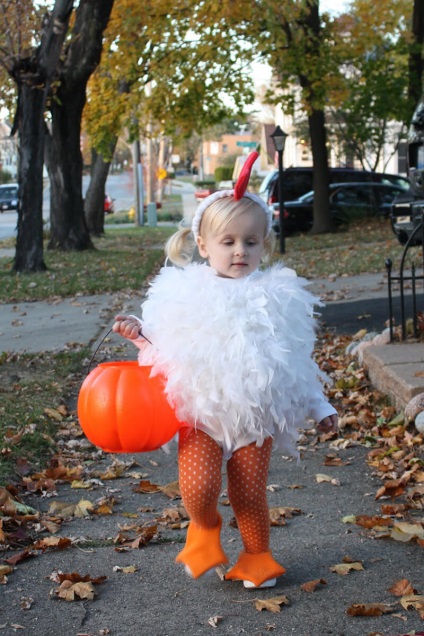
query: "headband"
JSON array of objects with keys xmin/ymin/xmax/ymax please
[{"xmin": 191, "ymin": 151, "xmax": 273, "ymax": 239}]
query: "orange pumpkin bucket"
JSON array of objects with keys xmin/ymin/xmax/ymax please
[{"xmin": 77, "ymin": 361, "xmax": 182, "ymax": 453}]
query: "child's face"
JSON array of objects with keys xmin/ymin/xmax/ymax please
[{"xmin": 196, "ymin": 208, "xmax": 266, "ymax": 278}]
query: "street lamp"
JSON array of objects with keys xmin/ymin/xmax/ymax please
[{"xmin": 270, "ymin": 125, "xmax": 288, "ymax": 254}]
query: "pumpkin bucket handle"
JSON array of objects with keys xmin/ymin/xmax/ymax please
[{"xmin": 86, "ymin": 326, "xmax": 152, "ymax": 375}]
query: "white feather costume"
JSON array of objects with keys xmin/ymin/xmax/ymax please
[{"xmin": 135, "ymin": 263, "xmax": 336, "ymax": 458}]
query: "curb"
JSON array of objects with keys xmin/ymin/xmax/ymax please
[{"xmin": 362, "ymin": 343, "xmax": 424, "ymax": 407}]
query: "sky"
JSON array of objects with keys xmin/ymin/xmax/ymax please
[{"xmin": 320, "ymin": 0, "xmax": 350, "ymax": 13}]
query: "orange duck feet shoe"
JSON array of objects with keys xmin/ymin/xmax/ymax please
[
  {"xmin": 175, "ymin": 514, "xmax": 228, "ymax": 579},
  {"xmin": 224, "ymin": 550, "xmax": 286, "ymax": 588}
]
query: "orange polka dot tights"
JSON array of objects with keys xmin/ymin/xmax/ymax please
[{"xmin": 178, "ymin": 428, "xmax": 272, "ymax": 554}]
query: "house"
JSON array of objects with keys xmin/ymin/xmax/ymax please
[{"xmin": 0, "ymin": 120, "xmax": 18, "ymax": 179}]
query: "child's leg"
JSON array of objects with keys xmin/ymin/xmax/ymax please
[
  {"xmin": 227, "ymin": 437, "xmax": 272, "ymax": 553},
  {"xmin": 175, "ymin": 427, "xmax": 228, "ymax": 578},
  {"xmin": 225, "ymin": 438, "xmax": 286, "ymax": 587}
]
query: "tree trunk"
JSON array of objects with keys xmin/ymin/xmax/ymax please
[
  {"xmin": 302, "ymin": 1, "xmax": 333, "ymax": 235},
  {"xmin": 85, "ymin": 144, "xmax": 116, "ymax": 237},
  {"xmin": 14, "ymin": 84, "xmax": 47, "ymax": 272},
  {"xmin": 309, "ymin": 108, "xmax": 333, "ymax": 234},
  {"xmin": 9, "ymin": 0, "xmax": 74, "ymax": 272},
  {"xmin": 46, "ymin": 83, "xmax": 93, "ymax": 250},
  {"xmin": 409, "ymin": 0, "xmax": 424, "ymax": 114},
  {"xmin": 46, "ymin": 0, "xmax": 114, "ymax": 250}
]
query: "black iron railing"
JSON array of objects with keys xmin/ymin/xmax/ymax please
[{"xmin": 386, "ymin": 209, "xmax": 424, "ymax": 341}]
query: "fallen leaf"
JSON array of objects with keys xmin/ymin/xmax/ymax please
[
  {"xmin": 254, "ymin": 595, "xmax": 289, "ymax": 613},
  {"xmin": 315, "ymin": 473, "xmax": 341, "ymax": 486},
  {"xmin": 133, "ymin": 480, "xmax": 161, "ymax": 494},
  {"xmin": 112, "ymin": 565, "xmax": 137, "ymax": 573},
  {"xmin": 207, "ymin": 615, "xmax": 223, "ymax": 627},
  {"xmin": 330, "ymin": 562, "xmax": 364, "ymax": 575},
  {"xmin": 400, "ymin": 593, "xmax": 424, "ymax": 618},
  {"xmin": 267, "ymin": 484, "xmax": 281, "ymax": 492},
  {"xmin": 346, "ymin": 602, "xmax": 395, "ymax": 616},
  {"xmin": 32, "ymin": 537, "xmax": 71, "ymax": 551},
  {"xmin": 20, "ymin": 596, "xmax": 34, "ymax": 610},
  {"xmin": 390, "ymin": 522, "xmax": 424, "ymax": 543},
  {"xmin": 388, "ymin": 579, "xmax": 416, "ymax": 596},
  {"xmin": 48, "ymin": 499, "xmax": 94, "ymax": 518},
  {"xmin": 44, "ymin": 407, "xmax": 64, "ymax": 421},
  {"xmin": 300, "ymin": 578, "xmax": 327, "ymax": 592},
  {"xmin": 160, "ymin": 480, "xmax": 181, "ymax": 499},
  {"xmin": 355, "ymin": 515, "xmax": 394, "ymax": 529},
  {"xmin": 56, "ymin": 580, "xmax": 96, "ymax": 601}
]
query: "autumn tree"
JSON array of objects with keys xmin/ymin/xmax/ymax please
[
  {"xmin": 0, "ymin": 0, "xmax": 74, "ymax": 272},
  {"xmin": 189, "ymin": 0, "xmax": 338, "ymax": 234},
  {"xmin": 327, "ymin": 0, "xmax": 414, "ymax": 172},
  {"xmin": 82, "ymin": 0, "xmax": 254, "ymax": 236}
]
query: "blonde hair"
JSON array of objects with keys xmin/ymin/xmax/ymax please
[{"xmin": 165, "ymin": 196, "xmax": 275, "ymax": 267}]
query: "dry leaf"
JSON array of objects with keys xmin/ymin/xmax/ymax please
[
  {"xmin": 254, "ymin": 595, "xmax": 289, "ymax": 613},
  {"xmin": 48, "ymin": 499, "xmax": 93, "ymax": 518},
  {"xmin": 32, "ymin": 536, "xmax": 71, "ymax": 551},
  {"xmin": 330, "ymin": 562, "xmax": 364, "ymax": 575},
  {"xmin": 267, "ymin": 484, "xmax": 281, "ymax": 492},
  {"xmin": 160, "ymin": 480, "xmax": 181, "ymax": 499},
  {"xmin": 346, "ymin": 602, "xmax": 395, "ymax": 616},
  {"xmin": 133, "ymin": 480, "xmax": 161, "ymax": 494},
  {"xmin": 207, "ymin": 616, "xmax": 223, "ymax": 627},
  {"xmin": 400, "ymin": 594, "xmax": 424, "ymax": 617},
  {"xmin": 389, "ymin": 522, "xmax": 424, "ymax": 544},
  {"xmin": 315, "ymin": 473, "xmax": 341, "ymax": 486},
  {"xmin": 355, "ymin": 515, "xmax": 394, "ymax": 529},
  {"xmin": 44, "ymin": 407, "xmax": 64, "ymax": 421},
  {"xmin": 388, "ymin": 578, "xmax": 416, "ymax": 596},
  {"xmin": 300, "ymin": 578, "xmax": 327, "ymax": 592},
  {"xmin": 113, "ymin": 565, "xmax": 137, "ymax": 573},
  {"xmin": 56, "ymin": 580, "xmax": 96, "ymax": 601},
  {"xmin": 20, "ymin": 597, "xmax": 34, "ymax": 610}
]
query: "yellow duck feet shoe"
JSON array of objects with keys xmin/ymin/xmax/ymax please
[
  {"xmin": 175, "ymin": 513, "xmax": 228, "ymax": 579},
  {"xmin": 225, "ymin": 551, "xmax": 285, "ymax": 588}
]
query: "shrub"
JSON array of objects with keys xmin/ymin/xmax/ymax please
[{"xmin": 214, "ymin": 165, "xmax": 233, "ymax": 182}]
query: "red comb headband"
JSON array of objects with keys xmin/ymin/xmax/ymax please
[{"xmin": 234, "ymin": 151, "xmax": 259, "ymax": 200}]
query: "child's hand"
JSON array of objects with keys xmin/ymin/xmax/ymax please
[
  {"xmin": 112, "ymin": 315, "xmax": 141, "ymax": 340},
  {"xmin": 317, "ymin": 414, "xmax": 338, "ymax": 433}
]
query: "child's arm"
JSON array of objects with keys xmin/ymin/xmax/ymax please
[
  {"xmin": 112, "ymin": 314, "xmax": 142, "ymax": 341},
  {"xmin": 308, "ymin": 391, "xmax": 338, "ymax": 433},
  {"xmin": 317, "ymin": 413, "xmax": 338, "ymax": 433}
]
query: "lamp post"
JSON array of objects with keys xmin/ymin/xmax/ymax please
[{"xmin": 270, "ymin": 125, "xmax": 288, "ymax": 254}]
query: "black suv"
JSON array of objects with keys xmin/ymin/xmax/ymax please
[
  {"xmin": 0, "ymin": 184, "xmax": 19, "ymax": 211},
  {"xmin": 391, "ymin": 96, "xmax": 424, "ymax": 246},
  {"xmin": 259, "ymin": 167, "xmax": 410, "ymax": 207}
]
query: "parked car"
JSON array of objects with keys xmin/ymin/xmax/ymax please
[
  {"xmin": 259, "ymin": 167, "xmax": 410, "ymax": 207},
  {"xmin": 104, "ymin": 193, "xmax": 115, "ymax": 214},
  {"xmin": 0, "ymin": 183, "xmax": 19, "ymax": 211},
  {"xmin": 391, "ymin": 198, "xmax": 424, "ymax": 245},
  {"xmin": 272, "ymin": 182, "xmax": 407, "ymax": 235}
]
